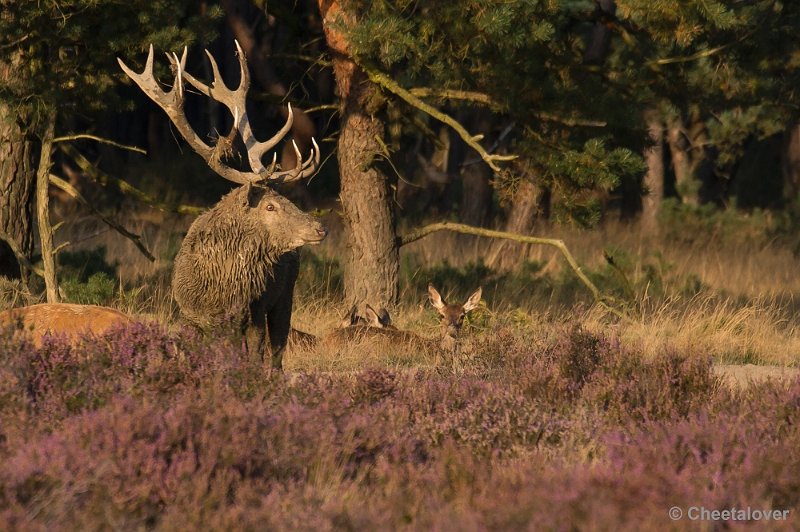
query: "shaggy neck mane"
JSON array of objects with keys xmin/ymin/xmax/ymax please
[{"xmin": 187, "ymin": 187, "xmax": 285, "ymax": 316}]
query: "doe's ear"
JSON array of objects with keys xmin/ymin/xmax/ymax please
[
  {"xmin": 463, "ymin": 287, "xmax": 483, "ymax": 312},
  {"xmin": 377, "ymin": 308, "xmax": 392, "ymax": 327},
  {"xmin": 364, "ymin": 304, "xmax": 382, "ymax": 327},
  {"xmin": 340, "ymin": 305, "xmax": 359, "ymax": 328},
  {"xmin": 427, "ymin": 284, "xmax": 446, "ymax": 312}
]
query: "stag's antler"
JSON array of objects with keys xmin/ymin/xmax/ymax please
[{"xmin": 118, "ymin": 41, "xmax": 319, "ymax": 185}]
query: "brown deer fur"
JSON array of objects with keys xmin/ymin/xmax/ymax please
[{"xmin": 0, "ymin": 303, "xmax": 131, "ymax": 346}]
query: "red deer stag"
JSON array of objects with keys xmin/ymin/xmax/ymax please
[
  {"xmin": 118, "ymin": 42, "xmax": 327, "ymax": 369},
  {"xmin": 0, "ymin": 303, "xmax": 131, "ymax": 346}
]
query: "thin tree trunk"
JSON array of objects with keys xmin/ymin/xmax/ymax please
[
  {"xmin": 486, "ymin": 174, "xmax": 541, "ymax": 271},
  {"xmin": 460, "ymin": 161, "xmax": 492, "ymax": 226},
  {"xmin": 667, "ymin": 118, "xmax": 699, "ymax": 205},
  {"xmin": 0, "ymin": 56, "xmax": 36, "ymax": 283},
  {"xmin": 319, "ymin": 0, "xmax": 399, "ymax": 308},
  {"xmin": 583, "ymin": 0, "xmax": 616, "ymax": 64},
  {"xmin": 782, "ymin": 123, "xmax": 800, "ymax": 203},
  {"xmin": 686, "ymin": 107, "xmax": 715, "ymax": 204},
  {"xmin": 641, "ymin": 115, "xmax": 664, "ymax": 234},
  {"xmin": 36, "ymin": 113, "xmax": 59, "ymax": 302},
  {"xmin": 458, "ymin": 110, "xmax": 492, "ymax": 226}
]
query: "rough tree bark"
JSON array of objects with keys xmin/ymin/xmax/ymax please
[
  {"xmin": 318, "ymin": 0, "xmax": 399, "ymax": 308},
  {"xmin": 0, "ymin": 55, "xmax": 37, "ymax": 283},
  {"xmin": 641, "ymin": 115, "xmax": 665, "ymax": 234}
]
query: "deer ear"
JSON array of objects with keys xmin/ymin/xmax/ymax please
[
  {"xmin": 428, "ymin": 284, "xmax": 446, "ymax": 312},
  {"xmin": 244, "ymin": 182, "xmax": 263, "ymax": 208},
  {"xmin": 340, "ymin": 305, "xmax": 359, "ymax": 328},
  {"xmin": 463, "ymin": 287, "xmax": 482, "ymax": 312},
  {"xmin": 377, "ymin": 308, "xmax": 392, "ymax": 327},
  {"xmin": 364, "ymin": 304, "xmax": 382, "ymax": 327}
]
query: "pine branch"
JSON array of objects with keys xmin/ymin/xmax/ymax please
[
  {"xmin": 398, "ymin": 221, "xmax": 629, "ymax": 321},
  {"xmin": 408, "ymin": 88, "xmax": 607, "ymax": 127},
  {"xmin": 360, "ymin": 63, "xmax": 517, "ymax": 172}
]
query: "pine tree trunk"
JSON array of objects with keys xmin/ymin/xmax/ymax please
[
  {"xmin": 641, "ymin": 115, "xmax": 664, "ymax": 234},
  {"xmin": 667, "ymin": 119, "xmax": 699, "ymax": 205},
  {"xmin": 0, "ymin": 57, "xmax": 36, "ymax": 282},
  {"xmin": 319, "ymin": 1, "xmax": 399, "ymax": 308},
  {"xmin": 486, "ymin": 176, "xmax": 540, "ymax": 271}
]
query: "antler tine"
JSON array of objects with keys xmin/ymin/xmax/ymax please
[
  {"xmin": 172, "ymin": 53, "xmax": 183, "ymax": 96},
  {"xmin": 233, "ymin": 40, "xmax": 250, "ymax": 92},
  {"xmin": 241, "ymin": 103, "xmax": 295, "ymax": 175},
  {"xmin": 265, "ymin": 137, "xmax": 321, "ymax": 183}
]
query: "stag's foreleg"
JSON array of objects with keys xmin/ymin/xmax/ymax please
[
  {"xmin": 246, "ymin": 299, "xmax": 268, "ymax": 365},
  {"xmin": 266, "ymin": 254, "xmax": 299, "ymax": 370}
]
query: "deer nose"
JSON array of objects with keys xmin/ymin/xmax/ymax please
[{"xmin": 316, "ymin": 227, "xmax": 329, "ymax": 239}]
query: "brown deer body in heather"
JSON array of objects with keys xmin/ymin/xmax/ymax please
[
  {"xmin": 119, "ymin": 43, "xmax": 326, "ymax": 369},
  {"xmin": 0, "ymin": 303, "xmax": 131, "ymax": 346},
  {"xmin": 323, "ymin": 304, "xmax": 427, "ymax": 348},
  {"xmin": 427, "ymin": 284, "xmax": 482, "ymax": 352}
]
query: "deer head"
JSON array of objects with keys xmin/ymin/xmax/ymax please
[{"xmin": 427, "ymin": 284, "xmax": 482, "ymax": 350}]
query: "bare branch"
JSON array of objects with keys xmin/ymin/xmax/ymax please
[
  {"xmin": 52, "ymin": 134, "xmax": 146, "ymax": 154},
  {"xmin": 59, "ymin": 144, "xmax": 204, "ymax": 216},
  {"xmin": 646, "ymin": 31, "xmax": 753, "ymax": 67},
  {"xmin": 360, "ymin": 63, "xmax": 517, "ymax": 172},
  {"xmin": 408, "ymin": 88, "xmax": 500, "ymax": 108},
  {"xmin": 0, "ymin": 230, "xmax": 44, "ymax": 278},
  {"xmin": 49, "ymin": 174, "xmax": 156, "ymax": 262},
  {"xmin": 398, "ymin": 222, "xmax": 629, "ymax": 321}
]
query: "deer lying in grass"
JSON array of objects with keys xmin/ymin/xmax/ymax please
[
  {"xmin": 323, "ymin": 285, "xmax": 483, "ymax": 356},
  {"xmin": 323, "ymin": 304, "xmax": 424, "ymax": 346},
  {"xmin": 427, "ymin": 284, "xmax": 483, "ymax": 353},
  {"xmin": 0, "ymin": 303, "xmax": 132, "ymax": 346}
]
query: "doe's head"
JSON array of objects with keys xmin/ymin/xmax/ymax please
[{"xmin": 427, "ymin": 284, "xmax": 482, "ymax": 339}]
